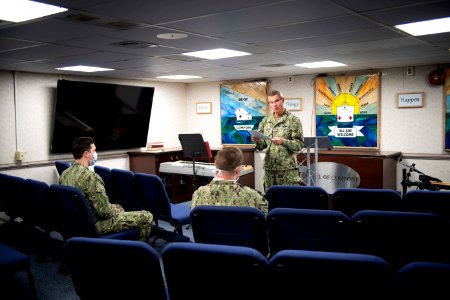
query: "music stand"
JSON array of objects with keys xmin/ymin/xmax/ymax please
[
  {"xmin": 303, "ymin": 136, "xmax": 333, "ymax": 186},
  {"xmin": 178, "ymin": 134, "xmax": 208, "ymax": 190}
]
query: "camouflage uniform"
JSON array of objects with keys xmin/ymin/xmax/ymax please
[
  {"xmin": 59, "ymin": 163, "xmax": 153, "ymax": 241},
  {"xmin": 255, "ymin": 109, "xmax": 304, "ymax": 192},
  {"xmin": 191, "ymin": 180, "xmax": 268, "ymax": 214}
]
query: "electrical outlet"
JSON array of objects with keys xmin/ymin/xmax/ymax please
[
  {"xmin": 406, "ymin": 66, "xmax": 414, "ymax": 76},
  {"xmin": 288, "ymin": 75, "xmax": 294, "ymax": 83},
  {"xmin": 15, "ymin": 150, "xmax": 25, "ymax": 161}
]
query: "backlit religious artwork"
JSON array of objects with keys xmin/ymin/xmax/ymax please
[
  {"xmin": 220, "ymin": 81, "xmax": 268, "ymax": 145},
  {"xmin": 315, "ymin": 74, "xmax": 380, "ymax": 149}
]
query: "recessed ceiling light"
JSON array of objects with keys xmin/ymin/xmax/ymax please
[
  {"xmin": 395, "ymin": 17, "xmax": 450, "ymax": 36},
  {"xmin": 0, "ymin": 0, "xmax": 67, "ymax": 23},
  {"xmin": 56, "ymin": 66, "xmax": 114, "ymax": 72},
  {"xmin": 182, "ymin": 48, "xmax": 251, "ymax": 60},
  {"xmin": 295, "ymin": 61, "xmax": 346, "ymax": 68},
  {"xmin": 157, "ymin": 33, "xmax": 188, "ymax": 40},
  {"xmin": 157, "ymin": 75, "xmax": 202, "ymax": 80}
]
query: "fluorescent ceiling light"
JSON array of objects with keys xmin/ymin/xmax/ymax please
[
  {"xmin": 0, "ymin": 0, "xmax": 67, "ymax": 23},
  {"xmin": 157, "ymin": 75, "xmax": 202, "ymax": 80},
  {"xmin": 295, "ymin": 61, "xmax": 347, "ymax": 68},
  {"xmin": 56, "ymin": 66, "xmax": 114, "ymax": 72},
  {"xmin": 395, "ymin": 17, "xmax": 450, "ymax": 36},
  {"xmin": 182, "ymin": 48, "xmax": 251, "ymax": 60}
]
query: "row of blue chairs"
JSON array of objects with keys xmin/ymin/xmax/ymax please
[
  {"xmin": 191, "ymin": 206, "xmax": 450, "ymax": 269},
  {"xmin": 64, "ymin": 237, "xmax": 450, "ymax": 300},
  {"xmin": 265, "ymin": 185, "xmax": 450, "ymax": 219}
]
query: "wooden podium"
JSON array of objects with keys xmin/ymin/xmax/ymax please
[{"xmin": 298, "ymin": 150, "xmax": 401, "ymax": 190}]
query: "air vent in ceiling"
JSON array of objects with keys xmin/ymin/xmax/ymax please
[
  {"xmin": 65, "ymin": 13, "xmax": 100, "ymax": 23},
  {"xmin": 63, "ymin": 12, "xmax": 142, "ymax": 30},
  {"xmin": 260, "ymin": 63, "xmax": 287, "ymax": 67},
  {"xmin": 111, "ymin": 41, "xmax": 158, "ymax": 49}
]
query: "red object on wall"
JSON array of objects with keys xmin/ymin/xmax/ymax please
[{"xmin": 428, "ymin": 69, "xmax": 445, "ymax": 86}]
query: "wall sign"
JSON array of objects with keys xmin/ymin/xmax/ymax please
[
  {"xmin": 196, "ymin": 102, "xmax": 212, "ymax": 114},
  {"xmin": 284, "ymin": 98, "xmax": 302, "ymax": 111},
  {"xmin": 397, "ymin": 92, "xmax": 424, "ymax": 108}
]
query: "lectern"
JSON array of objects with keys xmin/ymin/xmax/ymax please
[{"xmin": 303, "ymin": 136, "xmax": 333, "ymax": 186}]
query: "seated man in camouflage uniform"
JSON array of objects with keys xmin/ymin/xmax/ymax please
[
  {"xmin": 59, "ymin": 137, "xmax": 153, "ymax": 242},
  {"xmin": 191, "ymin": 146, "xmax": 267, "ymax": 214}
]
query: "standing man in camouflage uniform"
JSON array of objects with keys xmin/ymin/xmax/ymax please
[
  {"xmin": 59, "ymin": 137, "xmax": 153, "ymax": 242},
  {"xmin": 251, "ymin": 90, "xmax": 304, "ymax": 192},
  {"xmin": 191, "ymin": 146, "xmax": 267, "ymax": 214}
]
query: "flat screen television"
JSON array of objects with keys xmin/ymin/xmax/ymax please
[{"xmin": 51, "ymin": 79, "xmax": 154, "ymax": 153}]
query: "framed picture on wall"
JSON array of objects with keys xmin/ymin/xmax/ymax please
[
  {"xmin": 220, "ymin": 81, "xmax": 268, "ymax": 145},
  {"xmin": 314, "ymin": 73, "xmax": 380, "ymax": 149},
  {"xmin": 284, "ymin": 98, "xmax": 302, "ymax": 111},
  {"xmin": 196, "ymin": 102, "xmax": 212, "ymax": 114},
  {"xmin": 445, "ymin": 69, "xmax": 450, "ymax": 151}
]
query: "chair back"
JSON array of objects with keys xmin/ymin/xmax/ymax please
[
  {"xmin": 94, "ymin": 165, "xmax": 119, "ymax": 204},
  {"xmin": 331, "ymin": 188, "xmax": 402, "ymax": 217},
  {"xmin": 162, "ymin": 242, "xmax": 268, "ymax": 300},
  {"xmin": 402, "ymin": 190, "xmax": 450, "ymax": 221},
  {"xmin": 55, "ymin": 160, "xmax": 71, "ymax": 176},
  {"xmin": 268, "ymin": 249, "xmax": 394, "ymax": 298},
  {"xmin": 349, "ymin": 210, "xmax": 446, "ymax": 268},
  {"xmin": 0, "ymin": 243, "xmax": 37, "ymax": 299},
  {"xmin": 64, "ymin": 237, "xmax": 168, "ymax": 300},
  {"xmin": 1, "ymin": 174, "xmax": 27, "ymax": 220},
  {"xmin": 134, "ymin": 173, "xmax": 172, "ymax": 224},
  {"xmin": 110, "ymin": 168, "xmax": 142, "ymax": 211},
  {"xmin": 190, "ymin": 205, "xmax": 269, "ymax": 256},
  {"xmin": 396, "ymin": 261, "xmax": 450, "ymax": 297},
  {"xmin": 50, "ymin": 184, "xmax": 97, "ymax": 239},
  {"xmin": 24, "ymin": 179, "xmax": 60, "ymax": 231},
  {"xmin": 135, "ymin": 172, "xmax": 191, "ymax": 239},
  {"xmin": 265, "ymin": 185, "xmax": 329, "ymax": 211},
  {"xmin": 267, "ymin": 208, "xmax": 349, "ymax": 255}
]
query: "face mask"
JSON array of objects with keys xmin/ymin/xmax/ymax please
[{"xmin": 89, "ymin": 151, "xmax": 98, "ymax": 166}]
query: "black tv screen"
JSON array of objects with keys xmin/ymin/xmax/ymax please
[{"xmin": 51, "ymin": 80, "xmax": 154, "ymax": 153}]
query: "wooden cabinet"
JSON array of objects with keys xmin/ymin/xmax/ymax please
[{"xmin": 128, "ymin": 147, "xmax": 255, "ymax": 203}]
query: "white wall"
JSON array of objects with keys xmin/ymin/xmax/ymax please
[
  {"xmin": 1, "ymin": 66, "xmax": 449, "ymax": 192},
  {"xmin": 184, "ymin": 66, "xmax": 450, "ymax": 192}
]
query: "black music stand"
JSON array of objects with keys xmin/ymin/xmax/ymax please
[{"xmin": 178, "ymin": 134, "xmax": 208, "ymax": 190}]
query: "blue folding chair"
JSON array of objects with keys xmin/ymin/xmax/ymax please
[
  {"xmin": 162, "ymin": 242, "xmax": 268, "ymax": 300},
  {"xmin": 190, "ymin": 205, "xmax": 269, "ymax": 256},
  {"xmin": 55, "ymin": 160, "xmax": 71, "ymax": 176},
  {"xmin": 94, "ymin": 165, "xmax": 120, "ymax": 204},
  {"xmin": 49, "ymin": 184, "xmax": 139, "ymax": 241},
  {"xmin": 267, "ymin": 208, "xmax": 350, "ymax": 255},
  {"xmin": 349, "ymin": 210, "xmax": 446, "ymax": 268},
  {"xmin": 331, "ymin": 188, "xmax": 402, "ymax": 217},
  {"xmin": 110, "ymin": 168, "xmax": 143, "ymax": 211},
  {"xmin": 134, "ymin": 173, "xmax": 191, "ymax": 242},
  {"xmin": 0, "ymin": 243, "xmax": 37, "ymax": 299},
  {"xmin": 265, "ymin": 185, "xmax": 329, "ymax": 211},
  {"xmin": 269, "ymin": 249, "xmax": 394, "ymax": 299},
  {"xmin": 64, "ymin": 237, "xmax": 168, "ymax": 300}
]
